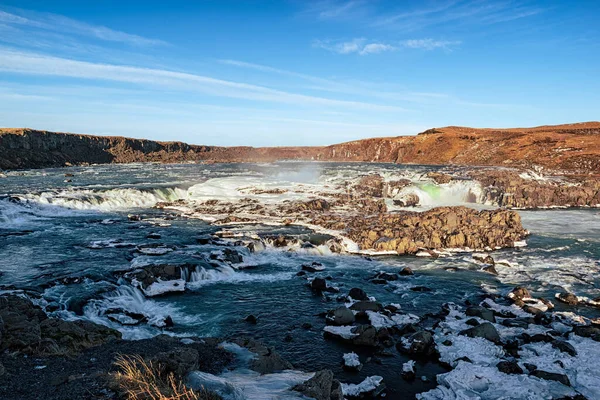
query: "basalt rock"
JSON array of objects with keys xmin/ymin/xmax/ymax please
[
  {"xmin": 313, "ymin": 206, "xmax": 528, "ymax": 255},
  {"xmin": 0, "ymin": 295, "xmax": 121, "ymax": 355}
]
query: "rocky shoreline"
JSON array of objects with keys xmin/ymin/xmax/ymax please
[{"xmin": 3, "ymin": 267, "xmax": 600, "ymax": 400}]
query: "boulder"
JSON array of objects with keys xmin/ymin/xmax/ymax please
[
  {"xmin": 460, "ymin": 323, "xmax": 501, "ymax": 344},
  {"xmin": 232, "ymin": 338, "xmax": 293, "ymax": 374},
  {"xmin": 401, "ymin": 330, "xmax": 435, "ymax": 357},
  {"xmin": 556, "ymin": 292, "xmax": 579, "ymax": 306},
  {"xmin": 465, "ymin": 306, "xmax": 496, "ymax": 323},
  {"xmin": 351, "ymin": 325, "xmax": 379, "ymax": 347},
  {"xmin": 349, "ymin": 301, "xmax": 383, "ymax": 312},
  {"xmin": 293, "ymin": 370, "xmax": 343, "ymax": 400},
  {"xmin": 508, "ymin": 287, "xmax": 531, "ymax": 304},
  {"xmin": 552, "ymin": 340, "xmax": 577, "ymax": 357},
  {"xmin": 327, "ymin": 307, "xmax": 355, "ymax": 326},
  {"xmin": 311, "ymin": 278, "xmax": 328, "ymax": 291},
  {"xmin": 497, "ymin": 360, "xmax": 523, "ymax": 375},
  {"xmin": 348, "ymin": 288, "xmax": 369, "ymax": 301},
  {"xmin": 531, "ymin": 370, "xmax": 571, "ymax": 386}
]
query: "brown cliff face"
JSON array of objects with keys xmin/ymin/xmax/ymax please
[{"xmin": 1, "ymin": 122, "xmax": 599, "ymax": 173}]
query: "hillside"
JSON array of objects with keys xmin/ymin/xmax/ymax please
[{"xmin": 1, "ymin": 122, "xmax": 599, "ymax": 173}]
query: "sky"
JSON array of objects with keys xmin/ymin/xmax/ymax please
[{"xmin": 0, "ymin": 0, "xmax": 598, "ymax": 146}]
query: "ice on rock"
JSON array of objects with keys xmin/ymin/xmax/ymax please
[
  {"xmin": 343, "ymin": 352, "xmax": 361, "ymax": 368},
  {"xmin": 417, "ymin": 362, "xmax": 576, "ymax": 399},
  {"xmin": 323, "ymin": 325, "xmax": 358, "ymax": 340},
  {"xmin": 137, "ymin": 279, "xmax": 186, "ymax": 297},
  {"xmin": 341, "ymin": 376, "xmax": 384, "ymax": 398}
]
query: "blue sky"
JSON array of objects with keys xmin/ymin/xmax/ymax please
[{"xmin": 0, "ymin": 0, "xmax": 598, "ymax": 146}]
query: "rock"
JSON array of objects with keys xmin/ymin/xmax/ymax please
[
  {"xmin": 0, "ymin": 295, "xmax": 120, "ymax": 355},
  {"xmin": 403, "ymin": 330, "xmax": 435, "ymax": 357},
  {"xmin": 222, "ymin": 248, "xmax": 243, "ymax": 264},
  {"xmin": 410, "ymin": 286, "xmax": 432, "ymax": 292},
  {"xmin": 349, "ymin": 301, "xmax": 383, "ymax": 312},
  {"xmin": 146, "ymin": 233, "xmax": 161, "ymax": 239},
  {"xmin": 460, "ymin": 322, "xmax": 501, "ymax": 344},
  {"xmin": 497, "ymin": 360, "xmax": 523, "ymax": 375},
  {"xmin": 556, "ymin": 292, "xmax": 579, "ymax": 306},
  {"xmin": 531, "ymin": 370, "xmax": 571, "ymax": 386},
  {"xmin": 508, "ymin": 287, "xmax": 531, "ymax": 303},
  {"xmin": 233, "ymin": 338, "xmax": 293, "ymax": 374},
  {"xmin": 552, "ymin": 340, "xmax": 577, "ymax": 356},
  {"xmin": 302, "ymin": 263, "xmax": 325, "ymax": 273},
  {"xmin": 327, "ymin": 307, "xmax": 355, "ymax": 326},
  {"xmin": 342, "ymin": 353, "xmax": 362, "ymax": 372},
  {"xmin": 466, "ymin": 318, "xmax": 480, "ymax": 326},
  {"xmin": 465, "ymin": 306, "xmax": 496, "ymax": 323},
  {"xmin": 164, "ymin": 315, "xmax": 174, "ymax": 328},
  {"xmin": 293, "ymin": 369, "xmax": 343, "ymax": 400},
  {"xmin": 244, "ymin": 314, "xmax": 258, "ymax": 324},
  {"xmin": 352, "ymin": 325, "xmax": 379, "ymax": 347},
  {"xmin": 401, "ymin": 360, "xmax": 416, "ymax": 381},
  {"xmin": 152, "ymin": 347, "xmax": 200, "ymax": 377},
  {"xmin": 348, "ymin": 288, "xmax": 369, "ymax": 301},
  {"xmin": 311, "ymin": 278, "xmax": 328, "ymax": 291},
  {"xmin": 473, "ymin": 254, "xmax": 495, "ymax": 264},
  {"xmin": 399, "ymin": 267, "xmax": 414, "ymax": 276},
  {"xmin": 572, "ymin": 325, "xmax": 600, "ymax": 340},
  {"xmin": 482, "ymin": 265, "xmax": 498, "ymax": 275},
  {"xmin": 302, "ymin": 322, "xmax": 313, "ymax": 330}
]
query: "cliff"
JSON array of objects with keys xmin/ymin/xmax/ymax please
[{"xmin": 1, "ymin": 122, "xmax": 599, "ymax": 173}]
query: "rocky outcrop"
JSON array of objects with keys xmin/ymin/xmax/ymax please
[
  {"xmin": 2, "ymin": 122, "xmax": 599, "ymax": 173},
  {"xmin": 469, "ymin": 170, "xmax": 600, "ymax": 208},
  {"xmin": 312, "ymin": 206, "xmax": 528, "ymax": 254},
  {"xmin": 0, "ymin": 295, "xmax": 121, "ymax": 355}
]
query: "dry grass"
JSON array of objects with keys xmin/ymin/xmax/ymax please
[{"xmin": 113, "ymin": 354, "xmax": 220, "ymax": 400}]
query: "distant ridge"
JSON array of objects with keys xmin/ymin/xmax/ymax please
[{"xmin": 1, "ymin": 122, "xmax": 599, "ymax": 173}]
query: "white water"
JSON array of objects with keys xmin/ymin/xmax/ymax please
[{"xmin": 19, "ymin": 187, "xmax": 188, "ymax": 211}]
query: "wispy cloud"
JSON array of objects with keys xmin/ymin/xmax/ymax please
[
  {"xmin": 302, "ymin": 0, "xmax": 369, "ymax": 20},
  {"xmin": 314, "ymin": 38, "xmax": 396, "ymax": 55},
  {"xmin": 0, "ymin": 9, "xmax": 166, "ymax": 47},
  {"xmin": 0, "ymin": 48, "xmax": 407, "ymax": 112},
  {"xmin": 314, "ymin": 37, "xmax": 460, "ymax": 54},
  {"xmin": 401, "ymin": 38, "xmax": 461, "ymax": 50},
  {"xmin": 372, "ymin": 1, "xmax": 544, "ymax": 31}
]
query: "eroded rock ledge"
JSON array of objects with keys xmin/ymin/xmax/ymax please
[{"xmin": 312, "ymin": 206, "xmax": 527, "ymax": 254}]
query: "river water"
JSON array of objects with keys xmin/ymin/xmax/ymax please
[{"xmin": 1, "ymin": 162, "xmax": 599, "ymax": 399}]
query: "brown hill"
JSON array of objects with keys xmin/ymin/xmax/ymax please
[{"xmin": 1, "ymin": 122, "xmax": 599, "ymax": 173}]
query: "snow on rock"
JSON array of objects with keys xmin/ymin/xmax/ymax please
[
  {"xmin": 139, "ymin": 279, "xmax": 186, "ymax": 296},
  {"xmin": 341, "ymin": 376, "xmax": 384, "ymax": 398},
  {"xmin": 323, "ymin": 325, "xmax": 358, "ymax": 340},
  {"xmin": 417, "ymin": 362, "xmax": 576, "ymax": 399},
  {"xmin": 342, "ymin": 352, "xmax": 362, "ymax": 371}
]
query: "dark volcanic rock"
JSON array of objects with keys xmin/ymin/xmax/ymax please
[
  {"xmin": 465, "ymin": 306, "xmax": 496, "ymax": 323},
  {"xmin": 556, "ymin": 292, "xmax": 579, "ymax": 306},
  {"xmin": 497, "ymin": 360, "xmax": 523, "ymax": 375},
  {"xmin": 293, "ymin": 369, "xmax": 343, "ymax": 400},
  {"xmin": 0, "ymin": 295, "xmax": 120, "ymax": 355},
  {"xmin": 348, "ymin": 288, "xmax": 369, "ymax": 301},
  {"xmin": 327, "ymin": 307, "xmax": 355, "ymax": 326},
  {"xmin": 460, "ymin": 322, "xmax": 501, "ymax": 344}
]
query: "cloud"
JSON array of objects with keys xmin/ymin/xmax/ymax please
[
  {"xmin": 314, "ymin": 37, "xmax": 460, "ymax": 54},
  {"xmin": 401, "ymin": 38, "xmax": 461, "ymax": 50},
  {"xmin": 314, "ymin": 38, "xmax": 397, "ymax": 55},
  {"xmin": 0, "ymin": 9, "xmax": 165, "ymax": 46},
  {"xmin": 0, "ymin": 48, "xmax": 407, "ymax": 112}
]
